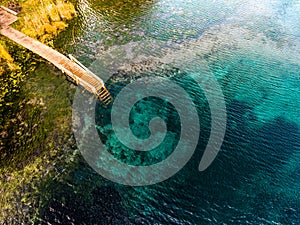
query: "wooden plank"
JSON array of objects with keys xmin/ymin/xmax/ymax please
[
  {"xmin": 0, "ymin": 6, "xmax": 18, "ymax": 16},
  {"xmin": 0, "ymin": 9, "xmax": 17, "ymax": 27}
]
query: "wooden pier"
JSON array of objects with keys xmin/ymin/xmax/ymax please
[{"xmin": 0, "ymin": 8, "xmax": 112, "ymax": 105}]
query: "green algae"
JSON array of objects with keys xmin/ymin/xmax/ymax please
[
  {"xmin": 0, "ymin": 62, "xmax": 78, "ymax": 223},
  {"xmin": 0, "ymin": 0, "xmax": 78, "ymax": 223}
]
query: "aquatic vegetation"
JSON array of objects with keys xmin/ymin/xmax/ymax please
[
  {"xmin": 0, "ymin": 43, "xmax": 14, "ymax": 68},
  {"xmin": 91, "ymin": 0, "xmax": 155, "ymax": 22},
  {"xmin": 0, "ymin": 62, "xmax": 77, "ymax": 222},
  {"xmin": 19, "ymin": 0, "xmax": 76, "ymax": 42},
  {"xmin": 0, "ymin": 0, "xmax": 77, "ymax": 223},
  {"xmin": 0, "ymin": 44, "xmax": 21, "ymax": 110}
]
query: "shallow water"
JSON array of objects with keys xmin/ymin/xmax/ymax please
[{"xmin": 52, "ymin": 0, "xmax": 299, "ymax": 224}]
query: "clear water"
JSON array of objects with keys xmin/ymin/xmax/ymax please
[{"xmin": 53, "ymin": 0, "xmax": 300, "ymax": 224}]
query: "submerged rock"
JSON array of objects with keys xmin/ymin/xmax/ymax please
[{"xmin": 109, "ymin": 60, "xmax": 184, "ymax": 84}]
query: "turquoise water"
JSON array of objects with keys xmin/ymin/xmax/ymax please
[{"xmin": 50, "ymin": 0, "xmax": 299, "ymax": 224}]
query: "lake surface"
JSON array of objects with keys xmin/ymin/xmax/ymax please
[{"xmin": 50, "ymin": 0, "xmax": 300, "ymax": 224}]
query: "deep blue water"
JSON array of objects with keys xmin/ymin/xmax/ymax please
[{"xmin": 51, "ymin": 0, "xmax": 300, "ymax": 224}]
